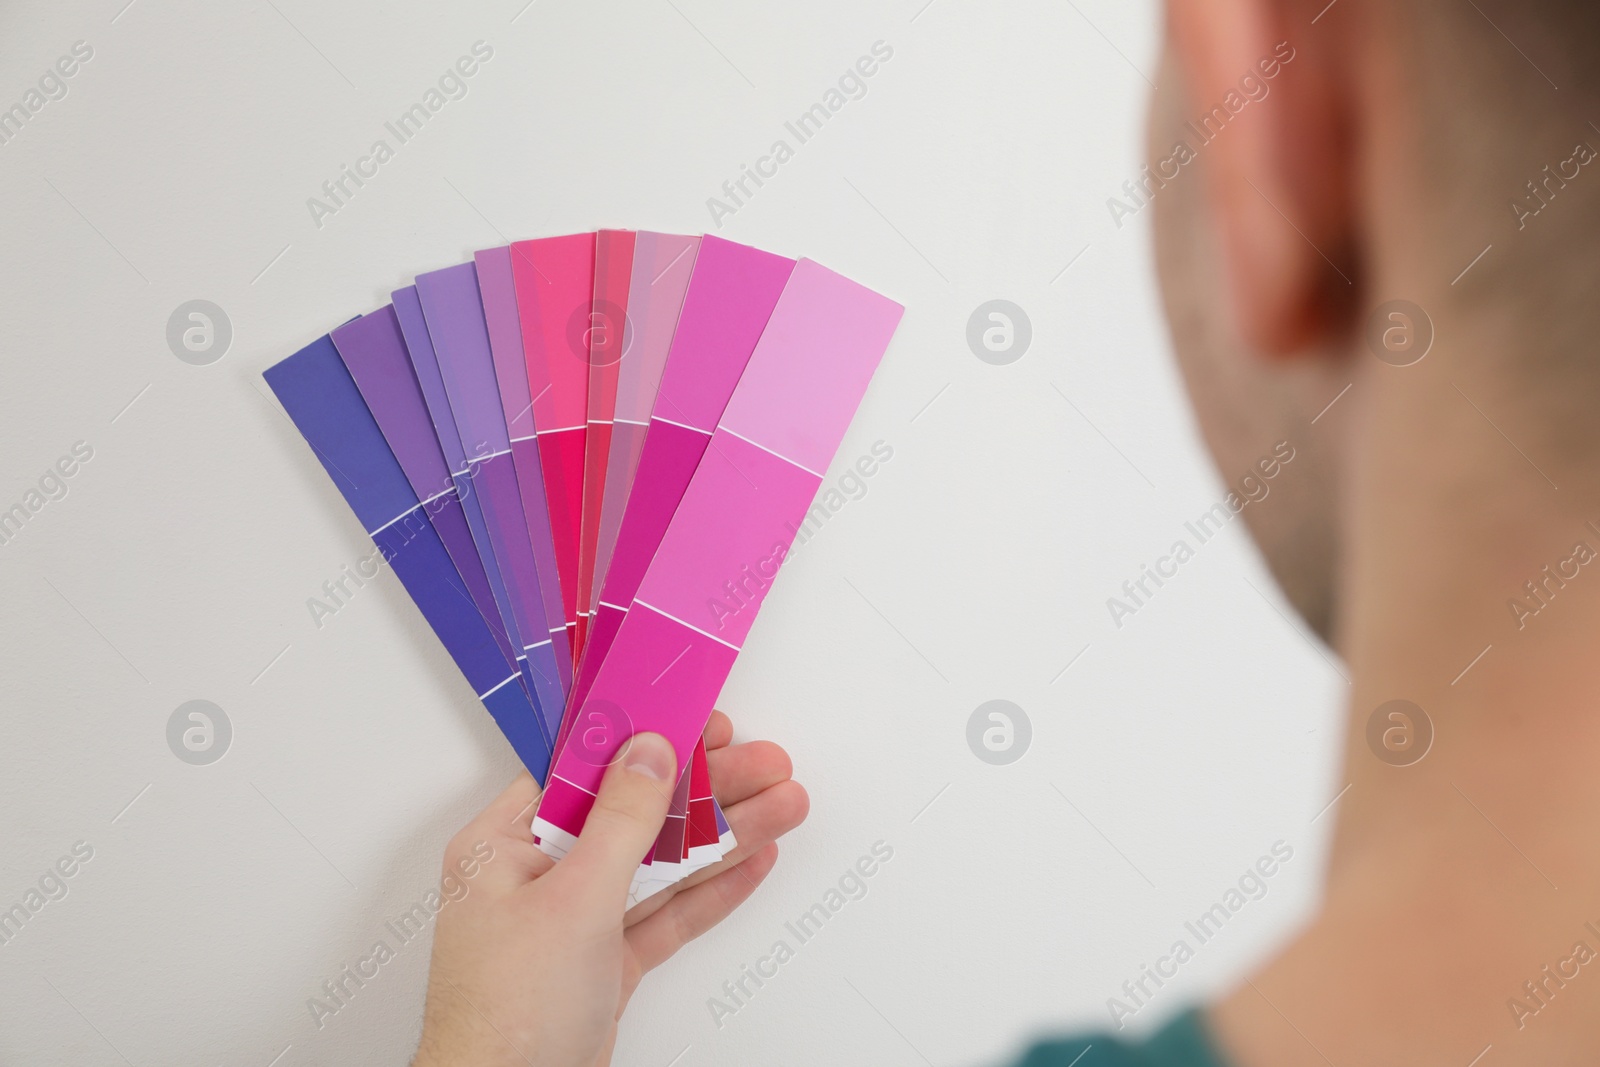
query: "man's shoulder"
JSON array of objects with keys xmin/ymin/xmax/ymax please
[{"xmin": 1012, "ymin": 1009, "xmax": 1229, "ymax": 1067}]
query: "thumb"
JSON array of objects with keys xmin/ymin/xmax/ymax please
[{"xmin": 559, "ymin": 732, "xmax": 678, "ymax": 896}]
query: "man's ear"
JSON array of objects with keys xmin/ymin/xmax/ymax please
[{"xmin": 1166, "ymin": 0, "xmax": 1360, "ymax": 357}]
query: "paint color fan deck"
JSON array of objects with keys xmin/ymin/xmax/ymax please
[{"xmin": 264, "ymin": 233, "xmax": 903, "ymax": 903}]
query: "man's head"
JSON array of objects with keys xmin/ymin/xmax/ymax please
[{"xmin": 1150, "ymin": 0, "xmax": 1600, "ymax": 645}]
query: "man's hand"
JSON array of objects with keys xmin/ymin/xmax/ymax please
[{"xmin": 412, "ymin": 711, "xmax": 808, "ymax": 1067}]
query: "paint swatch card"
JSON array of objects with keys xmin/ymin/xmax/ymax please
[
  {"xmin": 475, "ymin": 246, "xmax": 573, "ymax": 699},
  {"xmin": 263, "ymin": 232, "xmax": 902, "ymax": 904},
  {"xmin": 510, "ymin": 234, "xmax": 594, "ymax": 650},
  {"xmin": 416, "ymin": 264, "xmax": 565, "ymax": 741},
  {"xmin": 390, "ymin": 284, "xmax": 529, "ymax": 693},
  {"xmin": 591, "ymin": 233, "xmax": 700, "ymax": 621},
  {"xmin": 575, "ymin": 230, "xmax": 636, "ymax": 656}
]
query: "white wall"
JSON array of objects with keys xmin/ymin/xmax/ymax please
[{"xmin": 0, "ymin": 1, "xmax": 1344, "ymax": 1063}]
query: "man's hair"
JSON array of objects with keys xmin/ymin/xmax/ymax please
[
  {"xmin": 1400, "ymin": 1, "xmax": 1600, "ymax": 446},
  {"xmin": 1430, "ymin": 2, "xmax": 1597, "ymax": 103},
  {"xmin": 1406, "ymin": 0, "xmax": 1600, "ymax": 198}
]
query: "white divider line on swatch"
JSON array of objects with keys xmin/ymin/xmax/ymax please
[
  {"xmin": 715, "ymin": 425, "xmax": 824, "ymax": 479},
  {"xmin": 365, "ymin": 484, "xmax": 460, "ymax": 536},
  {"xmin": 632, "ymin": 599, "xmax": 743, "ymax": 652},
  {"xmin": 551, "ymin": 773, "xmax": 599, "ymax": 798},
  {"xmin": 650, "ymin": 414, "xmax": 712, "ymax": 436},
  {"xmin": 478, "ymin": 672, "xmax": 520, "ymax": 699}
]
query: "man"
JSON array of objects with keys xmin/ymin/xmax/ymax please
[{"xmin": 411, "ymin": 0, "xmax": 1600, "ymax": 1063}]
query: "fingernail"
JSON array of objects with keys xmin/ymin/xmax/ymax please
[{"xmin": 623, "ymin": 733, "xmax": 675, "ymax": 782}]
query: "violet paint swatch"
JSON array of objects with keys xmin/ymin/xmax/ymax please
[{"xmin": 416, "ymin": 263, "xmax": 565, "ymax": 740}]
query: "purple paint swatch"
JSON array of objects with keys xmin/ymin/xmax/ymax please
[{"xmin": 263, "ymin": 334, "xmax": 552, "ymax": 780}]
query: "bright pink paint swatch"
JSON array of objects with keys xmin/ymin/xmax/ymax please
[
  {"xmin": 475, "ymin": 246, "xmax": 573, "ymax": 698},
  {"xmin": 511, "ymin": 234, "xmax": 594, "ymax": 649}
]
